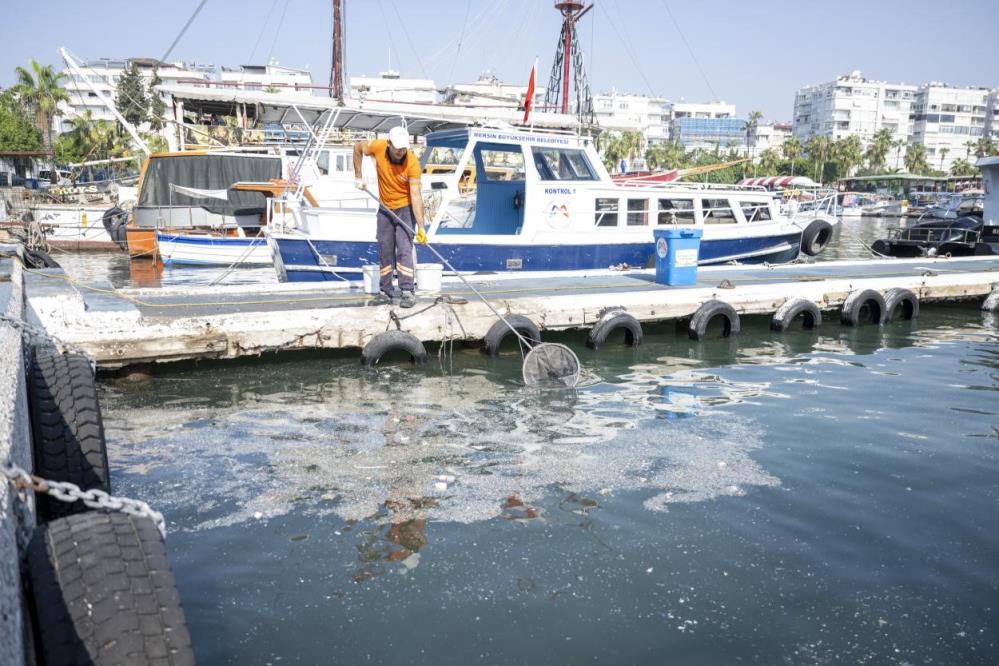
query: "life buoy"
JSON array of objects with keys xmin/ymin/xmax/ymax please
[
  {"xmin": 840, "ymin": 289, "xmax": 886, "ymax": 326},
  {"xmin": 689, "ymin": 300, "xmax": 740, "ymax": 341},
  {"xmin": 883, "ymin": 288, "xmax": 919, "ymax": 323},
  {"xmin": 482, "ymin": 314, "xmax": 541, "ymax": 356},
  {"xmin": 587, "ymin": 310, "xmax": 643, "ymax": 350},
  {"xmin": 771, "ymin": 297, "xmax": 822, "ymax": 332},
  {"xmin": 361, "ymin": 331, "xmax": 428, "ymax": 366},
  {"xmin": 800, "ymin": 219, "xmax": 834, "ymax": 256}
]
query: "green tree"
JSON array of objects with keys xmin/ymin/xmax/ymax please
[
  {"xmin": 11, "ymin": 59, "xmax": 69, "ymax": 156},
  {"xmin": 974, "ymin": 136, "xmax": 997, "ymax": 158},
  {"xmin": 645, "ymin": 141, "xmax": 687, "ymax": 171},
  {"xmin": 891, "ymin": 139, "xmax": 906, "ymax": 171},
  {"xmin": 864, "ymin": 127, "xmax": 894, "ymax": 171},
  {"xmin": 115, "ymin": 63, "xmax": 148, "ymax": 126},
  {"xmin": 938, "ymin": 146, "xmax": 949, "ymax": 171},
  {"xmin": 948, "ymin": 158, "xmax": 977, "ymax": 177},
  {"xmin": 0, "ymin": 89, "xmax": 44, "ymax": 151},
  {"xmin": 781, "ymin": 136, "xmax": 802, "ymax": 176},
  {"xmin": 833, "ymin": 135, "xmax": 863, "ymax": 177},
  {"xmin": 806, "ymin": 135, "xmax": 831, "ymax": 182},
  {"xmin": 147, "ymin": 68, "xmax": 166, "ymax": 131},
  {"xmin": 745, "ymin": 110, "xmax": 763, "ymax": 175},
  {"xmin": 757, "ymin": 148, "xmax": 780, "ymax": 175},
  {"xmin": 904, "ymin": 143, "xmax": 929, "ymax": 174}
]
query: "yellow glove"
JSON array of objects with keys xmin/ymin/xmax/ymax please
[{"xmin": 415, "ymin": 226, "xmax": 427, "ymax": 245}]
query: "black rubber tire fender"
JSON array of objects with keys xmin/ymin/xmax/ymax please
[
  {"xmin": 689, "ymin": 300, "xmax": 740, "ymax": 341},
  {"xmin": 361, "ymin": 330, "xmax": 428, "ymax": 366},
  {"xmin": 101, "ymin": 206, "xmax": 126, "ymax": 234},
  {"xmin": 801, "ymin": 219, "xmax": 834, "ymax": 256},
  {"xmin": 870, "ymin": 239, "xmax": 892, "ymax": 256},
  {"xmin": 28, "ymin": 347, "xmax": 111, "ymax": 520},
  {"xmin": 883, "ymin": 288, "xmax": 919, "ymax": 323},
  {"xmin": 482, "ymin": 314, "xmax": 541, "ymax": 356},
  {"xmin": 24, "ymin": 248, "xmax": 61, "ymax": 269},
  {"xmin": 587, "ymin": 310, "xmax": 643, "ymax": 350},
  {"xmin": 771, "ymin": 297, "xmax": 822, "ymax": 332},
  {"xmin": 27, "ymin": 512, "xmax": 195, "ymax": 665},
  {"xmin": 840, "ymin": 289, "xmax": 887, "ymax": 326}
]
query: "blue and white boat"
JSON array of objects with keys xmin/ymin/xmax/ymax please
[{"xmin": 267, "ymin": 127, "xmax": 839, "ymax": 282}]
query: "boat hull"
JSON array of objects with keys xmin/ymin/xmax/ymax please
[
  {"xmin": 156, "ymin": 232, "xmax": 274, "ymax": 266},
  {"xmin": 269, "ymin": 232, "xmax": 803, "ymax": 282}
]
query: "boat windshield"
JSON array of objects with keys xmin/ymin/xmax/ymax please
[{"xmin": 422, "ymin": 145, "xmax": 466, "ymax": 174}]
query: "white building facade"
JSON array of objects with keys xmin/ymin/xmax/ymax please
[
  {"xmin": 750, "ymin": 122, "xmax": 793, "ymax": 158},
  {"xmin": 348, "ymin": 70, "xmax": 437, "ymax": 104},
  {"xmin": 219, "ymin": 63, "xmax": 314, "ymax": 95},
  {"xmin": 58, "ymin": 57, "xmax": 214, "ymax": 131},
  {"xmin": 911, "ymin": 83, "xmax": 996, "ymax": 171},
  {"xmin": 592, "ymin": 90, "xmax": 670, "ymax": 144},
  {"xmin": 793, "ymin": 71, "xmax": 916, "ymax": 158}
]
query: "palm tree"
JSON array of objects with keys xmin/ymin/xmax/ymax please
[
  {"xmin": 964, "ymin": 139, "xmax": 976, "ymax": 160},
  {"xmin": 938, "ymin": 146, "xmax": 949, "ymax": 172},
  {"xmin": 758, "ymin": 148, "xmax": 780, "ymax": 175},
  {"xmin": 864, "ymin": 127, "xmax": 894, "ymax": 172},
  {"xmin": 782, "ymin": 136, "xmax": 802, "ymax": 176},
  {"xmin": 745, "ymin": 110, "xmax": 763, "ymax": 175},
  {"xmin": 834, "ymin": 135, "xmax": 863, "ymax": 177},
  {"xmin": 892, "ymin": 139, "xmax": 906, "ymax": 170},
  {"xmin": 12, "ymin": 59, "xmax": 69, "ymax": 157},
  {"xmin": 806, "ymin": 135, "xmax": 831, "ymax": 182},
  {"xmin": 948, "ymin": 158, "xmax": 977, "ymax": 177},
  {"xmin": 974, "ymin": 136, "xmax": 997, "ymax": 158},
  {"xmin": 904, "ymin": 143, "xmax": 929, "ymax": 174}
]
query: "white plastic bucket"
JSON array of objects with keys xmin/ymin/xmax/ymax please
[
  {"xmin": 361, "ymin": 265, "xmax": 380, "ymax": 294},
  {"xmin": 415, "ymin": 263, "xmax": 443, "ymax": 292}
]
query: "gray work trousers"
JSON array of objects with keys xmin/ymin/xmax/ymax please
[{"xmin": 377, "ymin": 205, "xmax": 415, "ymax": 294}]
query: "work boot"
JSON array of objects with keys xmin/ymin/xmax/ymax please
[
  {"xmin": 369, "ymin": 291, "xmax": 393, "ymax": 306},
  {"xmin": 399, "ymin": 291, "xmax": 416, "ymax": 309}
]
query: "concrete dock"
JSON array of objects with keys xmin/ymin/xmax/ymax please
[{"xmin": 21, "ymin": 255, "xmax": 999, "ymax": 369}]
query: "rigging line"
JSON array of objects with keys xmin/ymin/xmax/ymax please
[
  {"xmin": 658, "ymin": 0, "xmax": 718, "ymax": 101},
  {"xmin": 375, "ymin": 0, "xmax": 402, "ymax": 73},
  {"xmin": 447, "ymin": 0, "xmax": 472, "ymax": 85},
  {"xmin": 597, "ymin": 2, "xmax": 657, "ymax": 98},
  {"xmin": 248, "ymin": 0, "xmax": 281, "ymax": 63},
  {"xmin": 423, "ymin": 0, "xmax": 498, "ymax": 68},
  {"xmin": 388, "ymin": 0, "xmax": 428, "ymax": 79},
  {"xmin": 266, "ymin": 0, "xmax": 292, "ymax": 64},
  {"xmin": 161, "ymin": 0, "xmax": 208, "ymax": 63}
]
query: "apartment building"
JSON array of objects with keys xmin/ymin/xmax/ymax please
[
  {"xmin": 348, "ymin": 70, "xmax": 437, "ymax": 104},
  {"xmin": 58, "ymin": 57, "xmax": 215, "ymax": 131},
  {"xmin": 911, "ymin": 83, "xmax": 996, "ymax": 171},
  {"xmin": 669, "ymin": 101, "xmax": 745, "ymax": 152},
  {"xmin": 219, "ymin": 63, "xmax": 314, "ymax": 95},
  {"xmin": 793, "ymin": 71, "xmax": 916, "ymax": 155},
  {"xmin": 750, "ymin": 122, "xmax": 793, "ymax": 157},
  {"xmin": 592, "ymin": 90, "xmax": 670, "ymax": 144}
]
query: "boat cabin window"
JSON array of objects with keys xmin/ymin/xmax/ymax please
[
  {"xmin": 657, "ymin": 198, "xmax": 695, "ymax": 224},
  {"xmin": 532, "ymin": 148, "xmax": 597, "ymax": 181},
  {"xmin": 627, "ymin": 199, "xmax": 649, "ymax": 226},
  {"xmin": 739, "ymin": 200, "xmax": 772, "ymax": 222},
  {"xmin": 480, "ymin": 149, "xmax": 525, "ymax": 181},
  {"xmin": 701, "ymin": 198, "xmax": 736, "ymax": 224},
  {"xmin": 422, "ymin": 146, "xmax": 466, "ymax": 174},
  {"xmin": 595, "ymin": 198, "xmax": 619, "ymax": 227}
]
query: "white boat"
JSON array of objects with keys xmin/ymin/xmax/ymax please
[
  {"xmin": 268, "ymin": 127, "xmax": 839, "ymax": 282},
  {"xmin": 156, "ymin": 230, "xmax": 273, "ymax": 266}
]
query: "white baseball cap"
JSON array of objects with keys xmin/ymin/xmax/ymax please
[{"xmin": 388, "ymin": 126, "xmax": 409, "ymax": 150}]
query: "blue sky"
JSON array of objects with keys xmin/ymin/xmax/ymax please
[{"xmin": 2, "ymin": 0, "xmax": 997, "ymax": 121}]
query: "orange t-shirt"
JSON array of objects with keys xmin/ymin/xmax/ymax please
[{"xmin": 365, "ymin": 138, "xmax": 421, "ymax": 210}]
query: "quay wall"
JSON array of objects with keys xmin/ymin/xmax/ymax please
[{"xmin": 0, "ymin": 246, "xmax": 32, "ymax": 666}]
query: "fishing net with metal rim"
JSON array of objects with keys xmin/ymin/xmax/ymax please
[{"xmin": 522, "ymin": 342, "xmax": 581, "ymax": 388}]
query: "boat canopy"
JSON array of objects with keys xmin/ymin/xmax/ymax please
[{"xmin": 737, "ymin": 176, "xmax": 819, "ymax": 189}]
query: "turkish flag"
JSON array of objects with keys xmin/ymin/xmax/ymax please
[{"xmin": 523, "ymin": 60, "xmax": 537, "ymax": 124}]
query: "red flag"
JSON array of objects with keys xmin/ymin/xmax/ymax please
[{"xmin": 522, "ymin": 60, "xmax": 537, "ymax": 124}]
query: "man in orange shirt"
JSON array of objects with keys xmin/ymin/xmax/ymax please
[{"xmin": 353, "ymin": 126, "xmax": 426, "ymax": 308}]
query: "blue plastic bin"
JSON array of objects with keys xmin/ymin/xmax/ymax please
[{"xmin": 654, "ymin": 227, "xmax": 703, "ymax": 286}]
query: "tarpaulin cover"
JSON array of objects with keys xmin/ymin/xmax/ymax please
[{"xmin": 138, "ymin": 154, "xmax": 281, "ymax": 215}]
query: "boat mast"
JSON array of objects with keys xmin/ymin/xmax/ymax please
[
  {"xmin": 545, "ymin": 2, "xmax": 594, "ymax": 124},
  {"xmin": 329, "ymin": 0, "xmax": 345, "ymax": 102}
]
